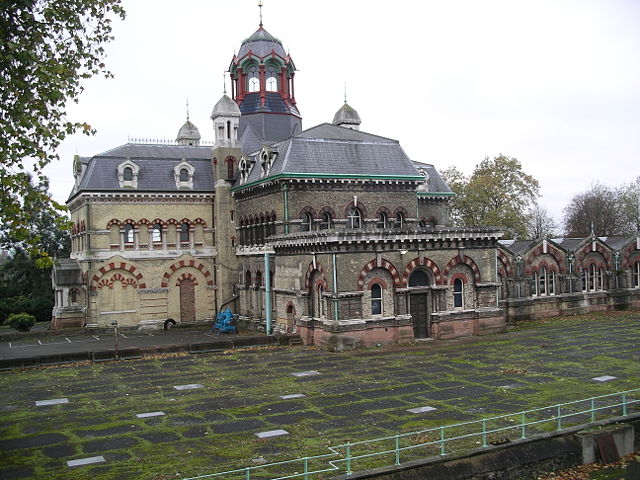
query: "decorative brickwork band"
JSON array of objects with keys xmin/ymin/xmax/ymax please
[
  {"xmin": 526, "ymin": 242, "xmax": 566, "ymax": 273},
  {"xmin": 444, "ymin": 255, "xmax": 481, "ymax": 283},
  {"xmin": 304, "ymin": 261, "xmax": 326, "ymax": 290},
  {"xmin": 90, "ymin": 261, "xmax": 146, "ymax": 291},
  {"xmin": 497, "ymin": 250, "xmax": 513, "ymax": 276},
  {"xmin": 575, "ymin": 240, "xmax": 613, "ymax": 271},
  {"xmin": 96, "ymin": 272, "xmax": 138, "ymax": 290},
  {"xmin": 176, "ymin": 272, "xmax": 199, "ymax": 286},
  {"xmin": 356, "ymin": 258, "xmax": 401, "ymax": 290},
  {"xmin": 160, "ymin": 259, "xmax": 214, "ymax": 287},
  {"xmin": 402, "ymin": 257, "xmax": 444, "ymax": 285}
]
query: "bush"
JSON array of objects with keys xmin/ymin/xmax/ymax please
[{"xmin": 8, "ymin": 313, "xmax": 37, "ymax": 332}]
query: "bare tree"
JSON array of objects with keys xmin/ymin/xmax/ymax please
[
  {"xmin": 526, "ymin": 204, "xmax": 558, "ymax": 239},
  {"xmin": 619, "ymin": 176, "xmax": 640, "ymax": 234},
  {"xmin": 563, "ymin": 183, "xmax": 626, "ymax": 237}
]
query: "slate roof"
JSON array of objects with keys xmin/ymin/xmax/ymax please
[
  {"xmin": 239, "ymin": 123, "xmax": 423, "ymax": 186},
  {"xmin": 333, "ymin": 103, "xmax": 361, "ymax": 126},
  {"xmin": 70, "ymin": 143, "xmax": 214, "ymax": 199},
  {"xmin": 238, "ymin": 27, "xmax": 286, "ymax": 58},
  {"xmin": 412, "ymin": 161, "xmax": 453, "ymax": 194},
  {"xmin": 499, "ymin": 239, "xmax": 537, "ymax": 255},
  {"xmin": 240, "ymin": 123, "xmax": 266, "ymax": 155},
  {"xmin": 239, "ymin": 92, "xmax": 300, "ymax": 116},
  {"xmin": 176, "ymin": 120, "xmax": 201, "ymax": 142}
]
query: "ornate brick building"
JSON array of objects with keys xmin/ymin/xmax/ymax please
[{"xmin": 52, "ymin": 21, "xmax": 640, "ymax": 348}]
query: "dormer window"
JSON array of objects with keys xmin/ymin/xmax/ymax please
[
  {"xmin": 174, "ymin": 161, "xmax": 195, "ymax": 189},
  {"xmin": 117, "ymin": 160, "xmax": 140, "ymax": 189},
  {"xmin": 259, "ymin": 147, "xmax": 276, "ymax": 178},
  {"xmin": 239, "ymin": 155, "xmax": 251, "ymax": 184}
]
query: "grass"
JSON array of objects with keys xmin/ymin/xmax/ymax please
[{"xmin": 0, "ymin": 310, "xmax": 639, "ymax": 479}]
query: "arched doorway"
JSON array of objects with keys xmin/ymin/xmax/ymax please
[
  {"xmin": 179, "ymin": 278, "xmax": 196, "ymax": 322},
  {"xmin": 286, "ymin": 304, "xmax": 296, "ymax": 332},
  {"xmin": 408, "ymin": 269, "xmax": 431, "ymax": 338}
]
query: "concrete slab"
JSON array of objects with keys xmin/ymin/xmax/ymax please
[
  {"xmin": 407, "ymin": 406, "xmax": 437, "ymax": 414},
  {"xmin": 67, "ymin": 456, "xmax": 105, "ymax": 467},
  {"xmin": 291, "ymin": 370, "xmax": 319, "ymax": 377},
  {"xmin": 255, "ymin": 429, "xmax": 289, "ymax": 439},
  {"xmin": 35, "ymin": 398, "xmax": 69, "ymax": 406},
  {"xmin": 136, "ymin": 411, "xmax": 165, "ymax": 418},
  {"xmin": 592, "ymin": 375, "xmax": 617, "ymax": 382},
  {"xmin": 173, "ymin": 384, "xmax": 204, "ymax": 390},
  {"xmin": 279, "ymin": 394, "xmax": 306, "ymax": 399}
]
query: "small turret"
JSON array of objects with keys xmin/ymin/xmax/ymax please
[
  {"xmin": 332, "ymin": 102, "xmax": 361, "ymax": 130},
  {"xmin": 176, "ymin": 120, "xmax": 201, "ymax": 146},
  {"xmin": 211, "ymin": 94, "xmax": 241, "ymax": 147}
]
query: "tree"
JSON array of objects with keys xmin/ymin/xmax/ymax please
[
  {"xmin": 526, "ymin": 203, "xmax": 558, "ymax": 239},
  {"xmin": 562, "ymin": 183, "xmax": 627, "ymax": 237},
  {"xmin": 1, "ymin": 0, "xmax": 125, "ymax": 257},
  {"xmin": 442, "ymin": 155, "xmax": 540, "ymax": 239},
  {"xmin": 619, "ymin": 176, "xmax": 640, "ymax": 234}
]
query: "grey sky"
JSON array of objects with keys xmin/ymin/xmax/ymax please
[{"xmin": 50, "ymin": 0, "xmax": 640, "ymax": 228}]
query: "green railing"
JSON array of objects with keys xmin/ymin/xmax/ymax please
[{"xmin": 182, "ymin": 388, "xmax": 640, "ymax": 480}]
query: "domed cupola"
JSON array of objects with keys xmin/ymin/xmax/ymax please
[
  {"xmin": 333, "ymin": 102, "xmax": 361, "ymax": 130},
  {"xmin": 176, "ymin": 119, "xmax": 201, "ymax": 145},
  {"xmin": 228, "ymin": 5, "xmax": 302, "ymax": 145},
  {"xmin": 211, "ymin": 94, "xmax": 241, "ymax": 147}
]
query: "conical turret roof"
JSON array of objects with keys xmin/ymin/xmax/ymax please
[
  {"xmin": 332, "ymin": 103, "xmax": 361, "ymax": 127},
  {"xmin": 176, "ymin": 120, "xmax": 201, "ymax": 144},
  {"xmin": 211, "ymin": 94, "xmax": 241, "ymax": 119},
  {"xmin": 238, "ymin": 26, "xmax": 286, "ymax": 58}
]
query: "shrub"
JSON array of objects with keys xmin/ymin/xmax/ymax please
[{"xmin": 8, "ymin": 313, "xmax": 37, "ymax": 332}]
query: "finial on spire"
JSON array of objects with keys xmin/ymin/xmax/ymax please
[
  {"xmin": 223, "ymin": 71, "xmax": 227, "ymax": 95},
  {"xmin": 258, "ymin": 1, "xmax": 263, "ymax": 27},
  {"xmin": 186, "ymin": 98, "xmax": 190, "ymax": 121},
  {"xmin": 344, "ymin": 80, "xmax": 347, "ymax": 104},
  {"xmin": 590, "ymin": 221, "xmax": 595, "ymax": 236}
]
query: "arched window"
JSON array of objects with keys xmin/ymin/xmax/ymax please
[
  {"xmin": 152, "ymin": 223, "xmax": 162, "ymax": 242},
  {"xmin": 320, "ymin": 212, "xmax": 332, "ymax": 230},
  {"xmin": 123, "ymin": 223, "xmax": 134, "ymax": 243},
  {"xmin": 347, "ymin": 207, "xmax": 362, "ymax": 229},
  {"xmin": 266, "ymin": 64, "xmax": 278, "ymax": 92},
  {"xmin": 418, "ymin": 219, "xmax": 426, "ymax": 228},
  {"xmin": 245, "ymin": 271, "xmax": 252, "ymax": 289},
  {"xmin": 371, "ymin": 283, "xmax": 382, "ymax": 315},
  {"xmin": 247, "ymin": 64, "xmax": 259, "ymax": 92},
  {"xmin": 634, "ymin": 261, "xmax": 640, "ymax": 288},
  {"xmin": 179, "ymin": 168, "xmax": 189, "ymax": 182},
  {"xmin": 408, "ymin": 270, "xmax": 430, "ymax": 287},
  {"xmin": 70, "ymin": 289, "xmax": 78, "ymax": 304},
  {"xmin": 179, "ymin": 222, "xmax": 190, "ymax": 243},
  {"xmin": 123, "ymin": 167, "xmax": 133, "ymax": 182},
  {"xmin": 377, "ymin": 212, "xmax": 388, "ymax": 229},
  {"xmin": 301, "ymin": 212, "xmax": 313, "ymax": 232},
  {"xmin": 226, "ymin": 157, "xmax": 235, "ymax": 180},
  {"xmin": 394, "ymin": 212, "xmax": 404, "ymax": 229},
  {"xmin": 317, "ymin": 284, "xmax": 325, "ymax": 317},
  {"xmin": 539, "ymin": 267, "xmax": 547, "ymax": 295},
  {"xmin": 453, "ymin": 278, "xmax": 463, "ymax": 308}
]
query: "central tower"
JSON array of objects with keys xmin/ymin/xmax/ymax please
[{"xmin": 229, "ymin": 21, "xmax": 301, "ymax": 150}]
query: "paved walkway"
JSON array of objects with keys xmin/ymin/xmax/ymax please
[
  {"xmin": 0, "ymin": 326, "xmax": 294, "ymax": 368},
  {"xmin": 1, "ymin": 311, "xmax": 639, "ymax": 480}
]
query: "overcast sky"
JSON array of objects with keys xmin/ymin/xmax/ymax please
[{"xmin": 50, "ymin": 0, "xmax": 640, "ymax": 229}]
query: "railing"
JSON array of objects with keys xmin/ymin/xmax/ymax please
[{"xmin": 181, "ymin": 388, "xmax": 640, "ymax": 480}]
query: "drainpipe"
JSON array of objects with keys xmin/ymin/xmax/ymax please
[
  {"xmin": 282, "ymin": 183, "xmax": 289, "ymax": 234},
  {"xmin": 264, "ymin": 252, "xmax": 272, "ymax": 334},
  {"xmin": 332, "ymin": 253, "xmax": 339, "ymax": 323}
]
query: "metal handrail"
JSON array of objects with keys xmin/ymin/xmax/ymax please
[{"xmin": 181, "ymin": 387, "xmax": 639, "ymax": 480}]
